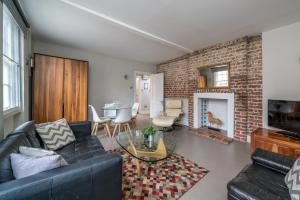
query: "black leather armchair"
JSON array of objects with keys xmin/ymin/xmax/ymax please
[
  {"xmin": 227, "ymin": 148, "xmax": 295, "ymax": 200},
  {"xmin": 0, "ymin": 121, "xmax": 123, "ymax": 200}
]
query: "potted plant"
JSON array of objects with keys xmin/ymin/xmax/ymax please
[{"xmin": 142, "ymin": 126, "xmax": 156, "ymax": 148}]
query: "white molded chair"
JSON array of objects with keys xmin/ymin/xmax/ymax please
[
  {"xmin": 89, "ymin": 105, "xmax": 111, "ymax": 137},
  {"xmin": 112, "ymin": 108, "xmax": 132, "ymax": 137},
  {"xmin": 131, "ymin": 102, "xmax": 139, "ymax": 126}
]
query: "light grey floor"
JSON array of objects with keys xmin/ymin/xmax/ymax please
[{"xmin": 98, "ymin": 114, "xmax": 251, "ymax": 200}]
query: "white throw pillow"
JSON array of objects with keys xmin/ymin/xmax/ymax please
[
  {"xmin": 10, "ymin": 153, "xmax": 68, "ymax": 179},
  {"xmin": 36, "ymin": 118, "xmax": 75, "ymax": 150},
  {"xmin": 19, "ymin": 146, "xmax": 55, "ymax": 157}
]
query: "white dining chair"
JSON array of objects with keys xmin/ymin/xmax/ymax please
[
  {"xmin": 112, "ymin": 108, "xmax": 132, "ymax": 137},
  {"xmin": 89, "ymin": 105, "xmax": 111, "ymax": 137},
  {"xmin": 131, "ymin": 102, "xmax": 139, "ymax": 126},
  {"xmin": 104, "ymin": 103, "xmax": 117, "ymax": 118}
]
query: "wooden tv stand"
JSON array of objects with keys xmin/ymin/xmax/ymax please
[{"xmin": 251, "ymin": 128, "xmax": 300, "ymax": 158}]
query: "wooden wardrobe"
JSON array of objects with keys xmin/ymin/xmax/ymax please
[{"xmin": 32, "ymin": 54, "xmax": 88, "ymax": 123}]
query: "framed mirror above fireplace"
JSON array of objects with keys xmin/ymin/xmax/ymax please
[{"xmin": 197, "ymin": 63, "xmax": 230, "ymax": 89}]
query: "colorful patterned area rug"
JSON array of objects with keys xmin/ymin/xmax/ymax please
[{"xmin": 110, "ymin": 149, "xmax": 209, "ymax": 200}]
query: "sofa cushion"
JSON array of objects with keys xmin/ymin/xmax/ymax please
[
  {"xmin": 56, "ymin": 136, "xmax": 105, "ymax": 164},
  {"xmin": 10, "ymin": 153, "xmax": 68, "ymax": 179},
  {"xmin": 19, "ymin": 146, "xmax": 56, "ymax": 157},
  {"xmin": 228, "ymin": 164, "xmax": 290, "ymax": 200},
  {"xmin": 36, "ymin": 119, "xmax": 76, "ymax": 150},
  {"xmin": 0, "ymin": 134, "xmax": 32, "ymax": 183}
]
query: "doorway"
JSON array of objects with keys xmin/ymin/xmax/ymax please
[{"xmin": 134, "ymin": 72, "xmax": 151, "ymax": 114}]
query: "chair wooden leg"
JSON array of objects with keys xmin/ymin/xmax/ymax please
[
  {"xmin": 105, "ymin": 123, "xmax": 111, "ymax": 137},
  {"xmin": 112, "ymin": 124, "xmax": 118, "ymax": 137},
  {"xmin": 126, "ymin": 123, "xmax": 131, "ymax": 132},
  {"xmin": 91, "ymin": 124, "xmax": 96, "ymax": 135},
  {"xmin": 103, "ymin": 123, "xmax": 108, "ymax": 136},
  {"xmin": 95, "ymin": 123, "xmax": 99, "ymax": 135},
  {"xmin": 118, "ymin": 123, "xmax": 121, "ymax": 133}
]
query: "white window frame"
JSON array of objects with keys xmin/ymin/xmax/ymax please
[
  {"xmin": 3, "ymin": 4, "xmax": 24, "ymax": 118},
  {"xmin": 213, "ymin": 70, "xmax": 228, "ymax": 87}
]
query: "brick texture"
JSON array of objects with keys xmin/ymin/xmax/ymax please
[{"xmin": 157, "ymin": 35, "xmax": 262, "ymax": 142}]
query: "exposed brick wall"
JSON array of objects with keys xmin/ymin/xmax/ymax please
[
  {"xmin": 246, "ymin": 36, "xmax": 263, "ymax": 135},
  {"xmin": 157, "ymin": 35, "xmax": 262, "ymax": 142}
]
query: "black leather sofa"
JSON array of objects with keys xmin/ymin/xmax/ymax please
[
  {"xmin": 227, "ymin": 148, "xmax": 295, "ymax": 200},
  {"xmin": 0, "ymin": 121, "xmax": 122, "ymax": 200}
]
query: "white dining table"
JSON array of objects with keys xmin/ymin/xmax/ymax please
[{"xmin": 101, "ymin": 105, "xmax": 131, "ymax": 119}]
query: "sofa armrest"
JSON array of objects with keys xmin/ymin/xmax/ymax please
[
  {"xmin": 68, "ymin": 121, "xmax": 91, "ymax": 139},
  {"xmin": 252, "ymin": 148, "xmax": 295, "ymax": 175},
  {"xmin": 0, "ymin": 153, "xmax": 122, "ymax": 200},
  {"xmin": 227, "ymin": 167, "xmax": 283, "ymax": 200}
]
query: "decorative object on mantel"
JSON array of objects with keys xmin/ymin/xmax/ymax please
[
  {"xmin": 207, "ymin": 111, "xmax": 223, "ymax": 127},
  {"xmin": 189, "ymin": 128, "xmax": 233, "ymax": 145},
  {"xmin": 197, "ymin": 75, "xmax": 207, "ymax": 89},
  {"xmin": 109, "ymin": 148, "xmax": 209, "ymax": 200}
]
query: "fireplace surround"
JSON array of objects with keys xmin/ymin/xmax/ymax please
[{"xmin": 194, "ymin": 92, "xmax": 235, "ymax": 138}]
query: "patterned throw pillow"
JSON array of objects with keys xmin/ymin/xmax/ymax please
[
  {"xmin": 35, "ymin": 119, "xmax": 75, "ymax": 150},
  {"xmin": 285, "ymin": 158, "xmax": 300, "ymax": 200}
]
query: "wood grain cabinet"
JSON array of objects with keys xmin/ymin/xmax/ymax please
[
  {"xmin": 251, "ymin": 128, "xmax": 300, "ymax": 158},
  {"xmin": 33, "ymin": 54, "xmax": 88, "ymax": 123}
]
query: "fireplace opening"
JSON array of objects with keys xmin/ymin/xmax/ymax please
[
  {"xmin": 200, "ymin": 98, "xmax": 228, "ymax": 136},
  {"xmin": 194, "ymin": 92, "xmax": 234, "ymax": 138}
]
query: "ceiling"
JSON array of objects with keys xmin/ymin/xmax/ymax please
[{"xmin": 20, "ymin": 0, "xmax": 300, "ymax": 64}]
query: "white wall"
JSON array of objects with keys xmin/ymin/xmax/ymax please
[
  {"xmin": 33, "ymin": 40, "xmax": 155, "ymax": 118},
  {"xmin": 262, "ymin": 22, "xmax": 300, "ymax": 127}
]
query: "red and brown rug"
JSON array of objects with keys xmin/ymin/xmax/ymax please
[{"xmin": 110, "ymin": 149, "xmax": 209, "ymax": 200}]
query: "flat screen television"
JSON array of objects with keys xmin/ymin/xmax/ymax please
[{"xmin": 268, "ymin": 100, "xmax": 300, "ymax": 139}]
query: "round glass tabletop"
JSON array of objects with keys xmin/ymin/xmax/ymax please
[{"xmin": 115, "ymin": 128, "xmax": 176, "ymax": 163}]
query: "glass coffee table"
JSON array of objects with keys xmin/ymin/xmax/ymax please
[{"xmin": 115, "ymin": 129, "xmax": 176, "ymax": 173}]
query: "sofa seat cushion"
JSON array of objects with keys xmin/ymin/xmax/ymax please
[
  {"xmin": 56, "ymin": 136, "xmax": 105, "ymax": 164},
  {"xmin": 228, "ymin": 164, "xmax": 290, "ymax": 200}
]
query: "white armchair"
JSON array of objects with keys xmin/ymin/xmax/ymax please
[{"xmin": 152, "ymin": 99, "xmax": 183, "ymax": 129}]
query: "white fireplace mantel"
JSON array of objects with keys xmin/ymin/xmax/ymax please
[{"xmin": 193, "ymin": 92, "xmax": 235, "ymax": 138}]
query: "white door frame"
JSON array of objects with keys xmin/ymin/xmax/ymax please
[{"xmin": 133, "ymin": 71, "xmax": 151, "ymax": 114}]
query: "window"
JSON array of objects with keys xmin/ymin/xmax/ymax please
[
  {"xmin": 213, "ymin": 68, "xmax": 228, "ymax": 87},
  {"xmin": 3, "ymin": 5, "xmax": 23, "ymax": 113}
]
